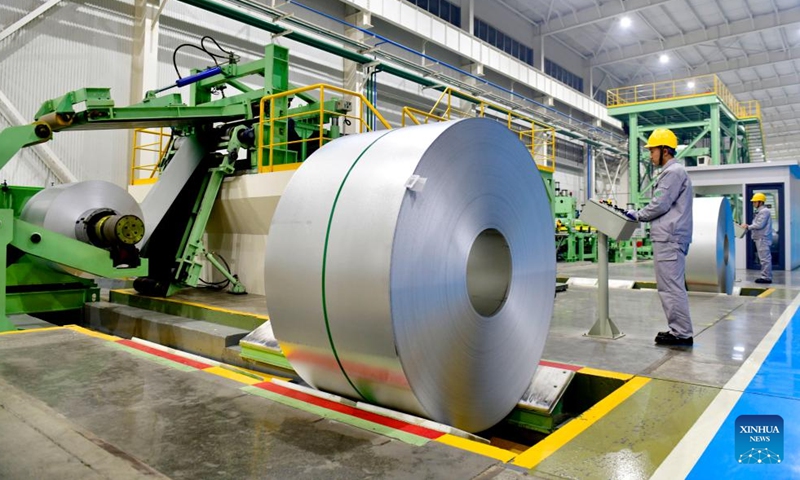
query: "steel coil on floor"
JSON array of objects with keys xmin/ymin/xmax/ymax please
[
  {"xmin": 687, "ymin": 196, "xmax": 735, "ymax": 294},
  {"xmin": 264, "ymin": 118, "xmax": 556, "ymax": 432}
]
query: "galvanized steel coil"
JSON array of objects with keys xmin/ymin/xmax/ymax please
[
  {"xmin": 20, "ymin": 180, "xmax": 143, "ymax": 274},
  {"xmin": 264, "ymin": 119, "xmax": 555, "ymax": 432},
  {"xmin": 687, "ymin": 196, "xmax": 735, "ymax": 294}
]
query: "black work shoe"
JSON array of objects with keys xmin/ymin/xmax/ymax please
[
  {"xmin": 755, "ymin": 278, "xmax": 772, "ymax": 284},
  {"xmin": 656, "ymin": 331, "xmax": 671, "ymax": 338},
  {"xmin": 655, "ymin": 332, "xmax": 693, "ymax": 346}
]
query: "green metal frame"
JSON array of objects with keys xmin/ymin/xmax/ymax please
[
  {"xmin": 609, "ymin": 94, "xmax": 762, "ymax": 208},
  {"xmin": 0, "ymin": 208, "xmax": 149, "ymax": 331},
  {"xmin": 1, "ymin": 44, "xmax": 353, "ymax": 302}
]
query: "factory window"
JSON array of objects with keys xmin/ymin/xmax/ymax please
[
  {"xmin": 556, "ymin": 138, "xmax": 585, "ymax": 164},
  {"xmin": 474, "ymin": 18, "xmax": 534, "ymax": 67},
  {"xmin": 407, "ymin": 0, "xmax": 461, "ymax": 28},
  {"xmin": 545, "ymin": 59, "xmax": 584, "ymax": 93},
  {"xmin": 593, "ymin": 88, "xmax": 607, "ymax": 105}
]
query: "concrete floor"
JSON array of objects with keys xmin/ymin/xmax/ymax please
[
  {"xmin": 1, "ymin": 261, "xmax": 798, "ymax": 479},
  {"xmin": 0, "ymin": 329, "xmax": 518, "ymax": 480}
]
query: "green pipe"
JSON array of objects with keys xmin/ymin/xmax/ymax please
[
  {"xmin": 176, "ymin": 0, "xmax": 562, "ymax": 121},
  {"xmin": 178, "ymin": 0, "xmax": 439, "ymax": 89},
  {"xmin": 177, "ymin": 0, "xmax": 625, "ymax": 156}
]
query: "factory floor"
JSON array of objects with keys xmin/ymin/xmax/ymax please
[{"xmin": 1, "ymin": 263, "xmax": 799, "ymax": 479}]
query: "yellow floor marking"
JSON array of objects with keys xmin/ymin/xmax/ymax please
[
  {"xmin": 221, "ymin": 364, "xmax": 290, "ymax": 383},
  {"xmin": 488, "ymin": 437, "xmax": 529, "ymax": 455},
  {"xmin": 436, "ymin": 434, "xmax": 517, "ymax": 463},
  {"xmin": 63, "ymin": 325, "xmax": 120, "ymax": 341},
  {"xmin": 111, "ymin": 289, "xmax": 270, "ymax": 321},
  {"xmin": 757, "ymin": 288, "xmax": 775, "ymax": 298},
  {"xmin": 203, "ymin": 366, "xmax": 263, "ymax": 385},
  {"xmin": 0, "ymin": 326, "xmax": 63, "ymax": 336},
  {"xmin": 578, "ymin": 367, "xmax": 634, "ymax": 381},
  {"xmin": 512, "ymin": 376, "xmax": 651, "ymax": 469}
]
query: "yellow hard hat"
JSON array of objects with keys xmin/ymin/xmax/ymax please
[
  {"xmin": 751, "ymin": 193, "xmax": 767, "ymax": 203},
  {"xmin": 645, "ymin": 128, "xmax": 678, "ymax": 149}
]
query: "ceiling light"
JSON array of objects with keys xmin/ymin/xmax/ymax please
[
  {"xmin": 659, "ymin": 54, "xmax": 669, "ymax": 64},
  {"xmin": 620, "ymin": 16, "xmax": 632, "ymax": 28},
  {"xmin": 687, "ymin": 81, "xmax": 695, "ymax": 89}
]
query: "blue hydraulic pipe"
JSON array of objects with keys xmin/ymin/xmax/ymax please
[
  {"xmin": 153, "ymin": 66, "xmax": 224, "ymax": 94},
  {"xmin": 587, "ymin": 145, "xmax": 592, "ymax": 200}
]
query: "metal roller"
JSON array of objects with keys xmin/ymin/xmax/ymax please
[
  {"xmin": 686, "ymin": 197, "xmax": 735, "ymax": 294},
  {"xmin": 264, "ymin": 119, "xmax": 555, "ymax": 432},
  {"xmin": 21, "ymin": 180, "xmax": 144, "ymax": 271}
]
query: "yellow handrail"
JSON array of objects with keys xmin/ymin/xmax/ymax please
[
  {"xmin": 401, "ymin": 106, "xmax": 448, "ymax": 126},
  {"xmin": 607, "ymin": 74, "xmax": 762, "ymax": 121},
  {"xmin": 402, "ymin": 87, "xmax": 557, "ymax": 172},
  {"xmin": 130, "ymin": 127, "xmax": 170, "ymax": 185},
  {"xmin": 258, "ymin": 83, "xmax": 391, "ymax": 173}
]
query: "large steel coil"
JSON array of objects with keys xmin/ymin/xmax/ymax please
[
  {"xmin": 264, "ymin": 119, "xmax": 555, "ymax": 432},
  {"xmin": 687, "ymin": 197, "xmax": 735, "ymax": 294}
]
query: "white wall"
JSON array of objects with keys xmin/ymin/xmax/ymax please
[
  {"xmin": 688, "ymin": 161, "xmax": 798, "ymax": 271},
  {"xmin": 0, "ymin": 0, "xmax": 134, "ymax": 187},
  {"xmin": 543, "ymin": 36, "xmax": 587, "ymax": 94},
  {"xmin": 471, "ymin": 1, "xmax": 536, "ymax": 46}
]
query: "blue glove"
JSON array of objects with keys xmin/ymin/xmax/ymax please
[{"xmin": 625, "ymin": 210, "xmax": 638, "ymax": 221}]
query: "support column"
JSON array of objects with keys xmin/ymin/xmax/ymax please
[
  {"xmin": 586, "ymin": 144, "xmax": 593, "ymax": 200},
  {"xmin": 628, "ymin": 113, "xmax": 639, "ymax": 207},
  {"xmin": 585, "ymin": 232, "xmax": 624, "ymax": 339},
  {"xmin": 343, "ymin": 9, "xmax": 369, "ymax": 134},
  {"xmin": 131, "ymin": 0, "xmax": 162, "ymax": 184},
  {"xmin": 461, "ymin": 0, "xmax": 474, "ymax": 35},
  {"xmin": 710, "ymin": 103, "xmax": 721, "ymax": 166},
  {"xmin": 538, "ymin": 35, "xmax": 545, "ymax": 71},
  {"xmin": 131, "ymin": 0, "xmax": 160, "ymax": 102}
]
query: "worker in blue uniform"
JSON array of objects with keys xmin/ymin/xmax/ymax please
[
  {"xmin": 626, "ymin": 128, "xmax": 694, "ymax": 346},
  {"xmin": 741, "ymin": 193, "xmax": 773, "ymax": 284}
]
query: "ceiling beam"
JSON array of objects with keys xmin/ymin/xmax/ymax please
[
  {"xmin": 764, "ymin": 124, "xmax": 800, "ymax": 137},
  {"xmin": 727, "ymin": 73, "xmax": 800, "ymax": 95},
  {"xmin": 759, "ymin": 95, "xmax": 800, "ymax": 109},
  {"xmin": 642, "ymin": 47, "xmax": 800, "ymax": 81},
  {"xmin": 541, "ymin": 0, "xmax": 674, "ymax": 36},
  {"xmin": 591, "ymin": 5, "xmax": 800, "ymax": 67},
  {"xmin": 761, "ymin": 110, "xmax": 800, "ymax": 124}
]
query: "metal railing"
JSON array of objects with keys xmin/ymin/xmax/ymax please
[
  {"xmin": 607, "ymin": 75, "xmax": 762, "ymax": 121},
  {"xmin": 130, "ymin": 127, "xmax": 170, "ymax": 185},
  {"xmin": 258, "ymin": 83, "xmax": 391, "ymax": 173},
  {"xmin": 401, "ymin": 87, "xmax": 557, "ymax": 172}
]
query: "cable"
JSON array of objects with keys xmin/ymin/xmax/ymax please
[
  {"xmin": 172, "ymin": 36, "xmax": 240, "ymax": 80},
  {"xmin": 199, "ymin": 252, "xmax": 234, "ymax": 290},
  {"xmin": 201, "ymin": 35, "xmax": 237, "ymax": 60},
  {"xmin": 172, "ymin": 43, "xmax": 220, "ymax": 79}
]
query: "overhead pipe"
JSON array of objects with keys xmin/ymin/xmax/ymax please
[{"xmin": 177, "ymin": 0, "xmax": 624, "ymax": 151}]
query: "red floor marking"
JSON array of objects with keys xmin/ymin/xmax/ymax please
[
  {"xmin": 539, "ymin": 360, "xmax": 583, "ymax": 371},
  {"xmin": 117, "ymin": 339, "xmax": 213, "ymax": 370},
  {"xmin": 255, "ymin": 381, "xmax": 444, "ymax": 440}
]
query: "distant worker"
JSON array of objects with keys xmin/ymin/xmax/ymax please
[
  {"xmin": 741, "ymin": 193, "xmax": 773, "ymax": 284},
  {"xmin": 625, "ymin": 128, "xmax": 694, "ymax": 346}
]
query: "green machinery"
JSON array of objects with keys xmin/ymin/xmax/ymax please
[
  {"xmin": 0, "ymin": 42, "xmax": 372, "ymax": 330},
  {"xmin": 554, "ymin": 192, "xmax": 651, "ymax": 263},
  {"xmin": 0, "ymin": 181, "xmax": 149, "ymax": 331},
  {"xmin": 600, "ymin": 75, "xmax": 764, "ymax": 264},
  {"xmin": 554, "ymin": 188, "xmax": 597, "ymax": 262}
]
